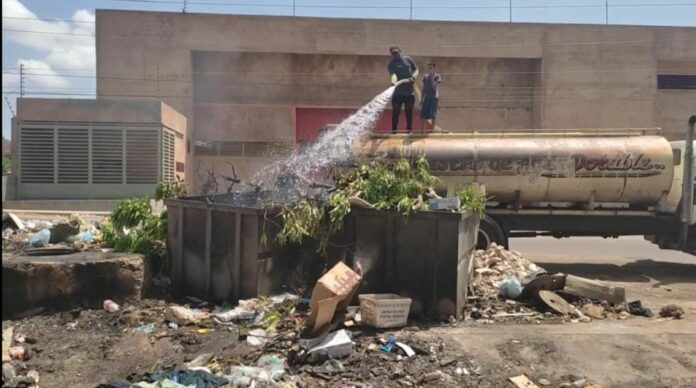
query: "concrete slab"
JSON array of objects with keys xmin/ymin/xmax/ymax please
[
  {"xmin": 2, "ymin": 200, "xmax": 118, "ymax": 213},
  {"xmin": 2, "ymin": 251, "xmax": 149, "ymax": 319}
]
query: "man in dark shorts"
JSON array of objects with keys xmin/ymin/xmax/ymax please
[
  {"xmin": 387, "ymin": 46, "xmax": 419, "ymax": 134},
  {"xmin": 420, "ymin": 60, "xmax": 442, "ymax": 132}
]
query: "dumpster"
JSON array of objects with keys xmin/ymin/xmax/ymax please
[{"xmin": 165, "ymin": 195, "xmax": 479, "ymax": 320}]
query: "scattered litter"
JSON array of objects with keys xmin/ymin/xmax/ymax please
[
  {"xmin": 28, "ymin": 228, "xmax": 51, "ymax": 248},
  {"xmin": 185, "ymin": 353, "xmax": 214, "ymax": 369},
  {"xmin": 9, "ymin": 346, "xmax": 26, "ymax": 361},
  {"xmin": 582, "ymin": 304, "xmax": 606, "ymax": 320},
  {"xmin": 499, "ymin": 277, "xmax": 523, "ymax": 299},
  {"xmin": 132, "ymin": 380, "xmax": 194, "ymax": 388},
  {"xmin": 246, "ymin": 328, "xmax": 270, "ymax": 347},
  {"xmin": 257, "ymin": 354, "xmax": 286, "ymax": 380},
  {"xmin": 225, "ymin": 366, "xmax": 273, "ymax": 386},
  {"xmin": 137, "ymin": 323, "xmax": 156, "ymax": 334},
  {"xmin": 659, "ymin": 304, "xmax": 684, "ymax": 319},
  {"xmin": 358, "ymin": 294, "xmax": 411, "ymax": 328},
  {"xmin": 306, "ymin": 262, "xmax": 362, "ymax": 334},
  {"xmin": 394, "ymin": 341, "xmax": 416, "ymax": 358},
  {"xmin": 166, "ymin": 305, "xmax": 210, "ymax": 325},
  {"xmin": 2, "ymin": 212, "xmax": 25, "ymax": 231},
  {"xmin": 2, "ymin": 327, "xmax": 13, "ymax": 363},
  {"xmin": 2, "ymin": 363, "xmax": 16, "ymax": 381},
  {"xmin": 627, "ymin": 300, "xmax": 653, "ymax": 317},
  {"xmin": 509, "ymin": 374, "xmax": 539, "ymax": 388},
  {"xmin": 304, "ymin": 329, "xmax": 353, "ymax": 359},
  {"xmin": 538, "ymin": 290, "xmax": 572, "ymax": 315},
  {"xmin": 49, "ymin": 219, "xmax": 81, "ymax": 243},
  {"xmin": 538, "ymin": 378, "xmax": 552, "ymax": 386},
  {"xmin": 146, "ymin": 368, "xmax": 227, "ymax": 387},
  {"xmin": 103, "ymin": 300, "xmax": 121, "ymax": 313}
]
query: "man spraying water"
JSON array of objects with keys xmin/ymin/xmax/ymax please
[{"xmin": 387, "ymin": 46, "xmax": 419, "ymax": 134}]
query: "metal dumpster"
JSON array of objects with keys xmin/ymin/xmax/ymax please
[{"xmin": 165, "ymin": 195, "xmax": 479, "ymax": 320}]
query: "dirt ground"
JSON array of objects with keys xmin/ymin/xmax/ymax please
[{"xmin": 2, "ymin": 236, "xmax": 695, "ymax": 388}]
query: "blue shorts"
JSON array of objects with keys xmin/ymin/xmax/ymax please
[{"xmin": 420, "ymin": 97, "xmax": 439, "ymax": 119}]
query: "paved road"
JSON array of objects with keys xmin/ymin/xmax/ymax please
[{"xmin": 510, "ymin": 235, "xmax": 694, "ymax": 264}]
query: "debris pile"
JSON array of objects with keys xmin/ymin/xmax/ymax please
[
  {"xmin": 2, "ymin": 212, "xmax": 105, "ymax": 254},
  {"xmin": 466, "ymin": 243, "xmax": 682, "ymax": 324}
]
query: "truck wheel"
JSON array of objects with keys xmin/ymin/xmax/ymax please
[{"xmin": 478, "ymin": 215, "xmax": 508, "ymax": 250}]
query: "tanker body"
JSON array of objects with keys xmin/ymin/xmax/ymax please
[{"xmin": 353, "ymin": 122, "xmax": 696, "ymax": 253}]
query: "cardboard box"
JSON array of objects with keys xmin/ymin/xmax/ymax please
[{"xmin": 306, "ymin": 262, "xmax": 362, "ymax": 335}]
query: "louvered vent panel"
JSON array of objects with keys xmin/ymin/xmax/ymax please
[
  {"xmin": 92, "ymin": 128, "xmax": 124, "ymax": 184},
  {"xmin": 162, "ymin": 130, "xmax": 175, "ymax": 183},
  {"xmin": 57, "ymin": 128, "xmax": 89, "ymax": 183},
  {"xmin": 126, "ymin": 129, "xmax": 158, "ymax": 184},
  {"xmin": 20, "ymin": 128, "xmax": 55, "ymax": 183}
]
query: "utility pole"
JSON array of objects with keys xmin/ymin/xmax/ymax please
[
  {"xmin": 605, "ymin": 0, "xmax": 609, "ymax": 25},
  {"xmin": 293, "ymin": 0, "xmax": 296, "ymax": 16},
  {"xmin": 410, "ymin": 0, "xmax": 413, "ymax": 20},
  {"xmin": 19, "ymin": 64, "xmax": 25, "ymax": 98},
  {"xmin": 509, "ymin": 0, "xmax": 513, "ymax": 23},
  {"xmin": 182, "ymin": 0, "xmax": 187, "ymax": 14}
]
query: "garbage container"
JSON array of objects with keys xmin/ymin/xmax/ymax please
[{"xmin": 165, "ymin": 195, "xmax": 479, "ymax": 320}]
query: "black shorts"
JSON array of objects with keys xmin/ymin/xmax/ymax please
[{"xmin": 420, "ymin": 97, "xmax": 439, "ymax": 119}]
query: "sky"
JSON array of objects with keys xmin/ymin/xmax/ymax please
[{"xmin": 2, "ymin": 0, "xmax": 695, "ymax": 139}]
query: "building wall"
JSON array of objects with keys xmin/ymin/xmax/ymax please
[
  {"xmin": 12, "ymin": 99, "xmax": 188, "ymax": 200},
  {"xmin": 95, "ymin": 11, "xmax": 696, "ymax": 192}
]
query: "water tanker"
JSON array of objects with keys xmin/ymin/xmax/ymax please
[{"xmin": 353, "ymin": 119, "xmax": 696, "ymax": 253}]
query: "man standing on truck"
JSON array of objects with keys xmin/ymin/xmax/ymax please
[
  {"xmin": 388, "ymin": 46, "xmax": 419, "ymax": 134},
  {"xmin": 420, "ymin": 60, "xmax": 442, "ymax": 132}
]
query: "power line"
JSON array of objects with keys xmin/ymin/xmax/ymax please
[
  {"xmin": 1, "ymin": 16, "xmax": 96, "ymax": 23},
  {"xmin": 3, "ymin": 26, "xmax": 695, "ymax": 49},
  {"xmin": 2, "ymin": 29, "xmax": 94, "ymax": 37},
  {"xmin": 4, "ymin": 90, "xmax": 695, "ymax": 103},
  {"xmin": 4, "ymin": 66, "xmax": 694, "ymax": 78},
  {"xmin": 104, "ymin": 0, "xmax": 696, "ymax": 9}
]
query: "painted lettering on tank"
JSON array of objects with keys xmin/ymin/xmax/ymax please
[{"xmin": 573, "ymin": 153, "xmax": 665, "ymax": 172}]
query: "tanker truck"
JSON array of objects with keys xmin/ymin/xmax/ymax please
[{"xmin": 353, "ymin": 116, "xmax": 696, "ymax": 253}]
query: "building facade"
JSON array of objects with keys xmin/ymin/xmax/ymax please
[{"xmin": 14, "ymin": 11, "xmax": 696, "ymax": 198}]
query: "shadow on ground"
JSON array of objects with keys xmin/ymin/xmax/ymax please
[{"xmin": 540, "ymin": 259, "xmax": 696, "ymax": 286}]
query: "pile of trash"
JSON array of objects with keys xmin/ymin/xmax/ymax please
[
  {"xmin": 466, "ymin": 244, "xmax": 684, "ymax": 324},
  {"xmin": 85, "ymin": 262, "xmax": 488, "ymax": 387},
  {"xmin": 2, "ymin": 212, "xmax": 104, "ymax": 253}
]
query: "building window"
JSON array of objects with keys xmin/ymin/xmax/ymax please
[
  {"xmin": 193, "ymin": 140, "xmax": 293, "ymax": 157},
  {"xmin": 57, "ymin": 128, "xmax": 89, "ymax": 183},
  {"xmin": 657, "ymin": 75, "xmax": 696, "ymax": 90}
]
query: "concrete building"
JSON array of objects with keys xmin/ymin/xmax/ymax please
[
  {"xmin": 11, "ymin": 98, "xmax": 186, "ymax": 200},
  {"xmin": 12, "ymin": 10, "xmax": 696, "ymax": 198}
]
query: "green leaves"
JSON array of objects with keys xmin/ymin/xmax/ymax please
[
  {"xmin": 155, "ymin": 177, "xmax": 187, "ymax": 201},
  {"xmin": 276, "ymin": 156, "xmax": 444, "ymax": 252},
  {"xmin": 457, "ymin": 186, "xmax": 486, "ymax": 216}
]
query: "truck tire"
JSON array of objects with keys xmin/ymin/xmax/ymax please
[{"xmin": 478, "ymin": 215, "xmax": 508, "ymax": 250}]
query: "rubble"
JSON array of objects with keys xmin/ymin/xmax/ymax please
[
  {"xmin": 467, "ymin": 244, "xmax": 646, "ymax": 324},
  {"xmin": 659, "ymin": 304, "xmax": 684, "ymax": 319}
]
